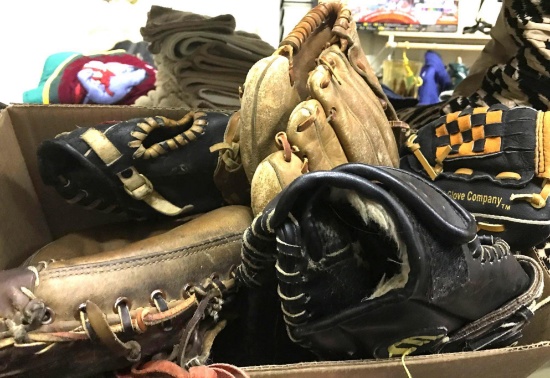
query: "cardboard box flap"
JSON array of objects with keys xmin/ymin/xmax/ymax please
[
  {"xmin": 244, "ymin": 342, "xmax": 550, "ymax": 378},
  {"xmin": 1, "ymin": 104, "xmax": 549, "ymax": 377},
  {"xmin": 0, "ymin": 108, "xmax": 51, "ymax": 269}
]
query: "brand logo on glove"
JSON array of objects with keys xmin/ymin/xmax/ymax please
[
  {"xmin": 387, "ymin": 333, "xmax": 446, "ymax": 357},
  {"xmin": 447, "ymin": 190, "xmax": 508, "ymax": 210}
]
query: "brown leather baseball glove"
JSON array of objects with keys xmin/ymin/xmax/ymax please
[
  {"xmin": 212, "ymin": 1, "xmax": 407, "ymax": 214},
  {"xmin": 0, "ymin": 205, "xmax": 252, "ymax": 377}
]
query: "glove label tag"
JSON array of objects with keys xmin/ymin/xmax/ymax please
[
  {"xmin": 447, "ymin": 190, "xmax": 505, "ymax": 210},
  {"xmin": 387, "ymin": 330, "xmax": 447, "ymax": 357}
]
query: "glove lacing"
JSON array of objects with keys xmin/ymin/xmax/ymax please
[{"xmin": 77, "ymin": 273, "xmax": 235, "ymax": 367}]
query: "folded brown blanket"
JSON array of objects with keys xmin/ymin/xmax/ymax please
[
  {"xmin": 162, "ymin": 31, "xmax": 274, "ymax": 61},
  {"xmin": 141, "ymin": 5, "xmax": 236, "ymax": 53},
  {"xmin": 136, "ymin": 6, "xmax": 275, "ymax": 110}
]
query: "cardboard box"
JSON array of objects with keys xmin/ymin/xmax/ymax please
[{"xmin": 1, "ymin": 104, "xmax": 550, "ymax": 377}]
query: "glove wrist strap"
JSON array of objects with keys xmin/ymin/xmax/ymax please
[{"xmin": 80, "ymin": 128, "xmax": 190, "ymax": 216}]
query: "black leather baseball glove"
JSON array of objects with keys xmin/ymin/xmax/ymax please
[
  {"xmin": 37, "ymin": 110, "xmax": 234, "ymax": 220},
  {"xmin": 235, "ymin": 163, "xmax": 544, "ymax": 360},
  {"xmin": 399, "ymin": 104, "xmax": 550, "ymax": 250}
]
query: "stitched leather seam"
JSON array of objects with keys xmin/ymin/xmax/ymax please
[
  {"xmin": 41, "ymin": 233, "xmax": 242, "ymax": 279},
  {"xmin": 385, "ymin": 167, "xmax": 467, "ymax": 228}
]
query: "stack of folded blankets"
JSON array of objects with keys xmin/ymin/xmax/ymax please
[{"xmin": 135, "ymin": 5, "xmax": 275, "ymax": 109}]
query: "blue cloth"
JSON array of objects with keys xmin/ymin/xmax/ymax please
[{"xmin": 417, "ymin": 51, "xmax": 453, "ymax": 105}]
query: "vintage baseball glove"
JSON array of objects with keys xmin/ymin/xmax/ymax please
[
  {"xmin": 213, "ymin": 1, "xmax": 405, "ymax": 201},
  {"xmin": 236, "ymin": 163, "xmax": 544, "ymax": 360},
  {"xmin": 399, "ymin": 104, "xmax": 550, "ymax": 250},
  {"xmin": 37, "ymin": 110, "xmax": 236, "ymax": 220},
  {"xmin": 0, "ymin": 205, "xmax": 252, "ymax": 377}
]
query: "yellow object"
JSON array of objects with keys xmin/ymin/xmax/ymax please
[{"xmin": 382, "ymin": 55, "xmax": 423, "ymax": 98}]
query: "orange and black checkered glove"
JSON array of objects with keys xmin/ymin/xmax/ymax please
[{"xmin": 399, "ymin": 104, "xmax": 550, "ymax": 250}]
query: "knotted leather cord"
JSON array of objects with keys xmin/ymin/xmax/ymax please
[
  {"xmin": 276, "ymin": 2, "xmax": 353, "ymax": 85},
  {"xmin": 75, "ymin": 299, "xmax": 203, "ymax": 362},
  {"xmin": 209, "ymin": 142, "xmax": 242, "ymax": 171},
  {"xmin": 510, "ymin": 179, "xmax": 550, "ymax": 209},
  {"xmin": 406, "ymin": 133, "xmax": 451, "ymax": 180},
  {"xmin": 473, "ymin": 238, "xmax": 510, "ymax": 263},
  {"xmin": 0, "ymin": 265, "xmax": 49, "ymax": 347},
  {"xmin": 130, "ymin": 114, "xmax": 208, "ymax": 160},
  {"xmin": 275, "ymin": 132, "xmax": 293, "ymax": 163},
  {"xmin": 175, "ymin": 276, "xmax": 230, "ymax": 368},
  {"xmin": 237, "ymin": 210, "xmax": 279, "ymax": 287},
  {"xmin": 70, "ymin": 276, "xmax": 234, "ymax": 366},
  {"xmin": 151, "ymin": 291, "xmax": 173, "ymax": 331},
  {"xmin": 279, "ymin": 2, "xmax": 352, "ymax": 54},
  {"xmin": 134, "ymin": 112, "xmax": 208, "ymax": 159},
  {"xmin": 209, "ymin": 111, "xmax": 242, "ymax": 172},
  {"xmin": 42, "ymin": 296, "xmax": 198, "ymax": 361},
  {"xmin": 176, "ymin": 292, "xmax": 217, "ymax": 368},
  {"xmin": 86, "ymin": 300, "xmax": 142, "ymax": 362}
]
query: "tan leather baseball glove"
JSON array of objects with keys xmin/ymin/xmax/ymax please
[
  {"xmin": 212, "ymin": 1, "xmax": 407, "ymax": 214},
  {"xmin": 0, "ymin": 205, "xmax": 252, "ymax": 377}
]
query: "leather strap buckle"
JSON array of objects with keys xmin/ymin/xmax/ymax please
[{"xmin": 118, "ymin": 167, "xmax": 154, "ymax": 201}]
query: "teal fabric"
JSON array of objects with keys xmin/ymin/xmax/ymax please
[{"xmin": 23, "ymin": 52, "xmax": 81, "ymax": 103}]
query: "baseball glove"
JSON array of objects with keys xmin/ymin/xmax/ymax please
[
  {"xmin": 399, "ymin": 104, "xmax": 550, "ymax": 250},
  {"xmin": 0, "ymin": 205, "xmax": 252, "ymax": 377},
  {"xmin": 37, "ymin": 110, "xmax": 234, "ymax": 220},
  {"xmin": 213, "ymin": 0, "xmax": 405, "ymax": 198},
  {"xmin": 236, "ymin": 163, "xmax": 544, "ymax": 360}
]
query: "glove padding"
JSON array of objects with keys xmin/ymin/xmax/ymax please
[
  {"xmin": 236, "ymin": 164, "xmax": 544, "ymax": 360},
  {"xmin": 37, "ymin": 110, "xmax": 232, "ymax": 220},
  {"xmin": 0, "ymin": 206, "xmax": 252, "ymax": 377},
  {"xmin": 400, "ymin": 104, "xmax": 550, "ymax": 250}
]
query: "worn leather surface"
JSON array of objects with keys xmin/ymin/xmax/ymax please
[
  {"xmin": 239, "ymin": 53, "xmax": 301, "ymax": 182},
  {"xmin": 251, "ymin": 150, "xmax": 304, "ymax": 216},
  {"xmin": 241, "ymin": 2, "xmax": 401, "ymax": 217},
  {"xmin": 38, "ymin": 205, "xmax": 249, "ymax": 321},
  {"xmin": 238, "ymin": 1, "xmax": 399, "ymax": 186},
  {"xmin": 211, "ymin": 111, "xmax": 251, "ymax": 206},
  {"xmin": 0, "ymin": 205, "xmax": 252, "ymax": 377},
  {"xmin": 25, "ymin": 218, "xmax": 179, "ymax": 265},
  {"xmin": 308, "ymin": 45, "xmax": 399, "ymax": 167},
  {"xmin": 285, "ymin": 99, "xmax": 348, "ymax": 171}
]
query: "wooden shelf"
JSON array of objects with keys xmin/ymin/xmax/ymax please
[
  {"xmin": 375, "ymin": 31, "xmax": 491, "ymax": 41},
  {"xmin": 371, "ymin": 31, "xmax": 490, "ymax": 52}
]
